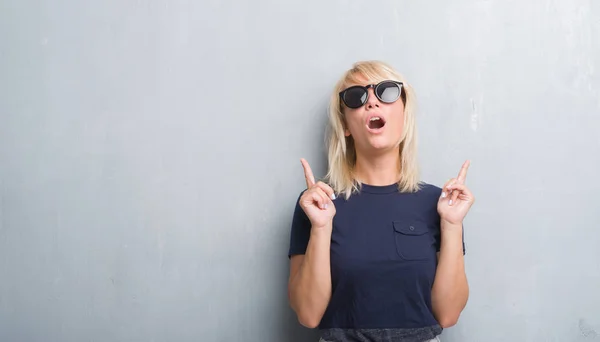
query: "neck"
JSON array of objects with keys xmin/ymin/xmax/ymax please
[{"xmin": 354, "ymin": 147, "xmax": 401, "ymax": 186}]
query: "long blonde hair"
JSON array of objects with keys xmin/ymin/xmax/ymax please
[{"xmin": 324, "ymin": 60, "xmax": 421, "ymax": 199}]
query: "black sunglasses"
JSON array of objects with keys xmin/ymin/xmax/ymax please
[{"xmin": 339, "ymin": 80, "xmax": 404, "ymax": 109}]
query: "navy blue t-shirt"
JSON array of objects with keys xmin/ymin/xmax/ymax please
[{"xmin": 288, "ymin": 182, "xmax": 465, "ymax": 342}]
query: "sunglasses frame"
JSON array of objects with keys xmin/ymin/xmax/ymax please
[{"xmin": 339, "ymin": 80, "xmax": 404, "ymax": 109}]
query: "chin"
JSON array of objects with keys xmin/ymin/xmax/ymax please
[
  {"xmin": 365, "ymin": 135, "xmax": 397, "ymax": 150},
  {"xmin": 366, "ymin": 141, "xmax": 398, "ymax": 153}
]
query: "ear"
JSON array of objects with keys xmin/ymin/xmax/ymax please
[{"xmin": 342, "ymin": 118, "xmax": 351, "ymax": 137}]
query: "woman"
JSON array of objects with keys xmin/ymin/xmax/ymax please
[{"xmin": 287, "ymin": 60, "xmax": 474, "ymax": 342}]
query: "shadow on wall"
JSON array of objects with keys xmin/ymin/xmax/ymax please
[
  {"xmin": 282, "ymin": 311, "xmax": 321, "ymax": 342},
  {"xmin": 275, "ymin": 108, "xmax": 330, "ymax": 342},
  {"xmin": 274, "ymin": 213, "xmax": 320, "ymax": 342}
]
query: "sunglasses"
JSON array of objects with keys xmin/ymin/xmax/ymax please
[{"xmin": 339, "ymin": 80, "xmax": 404, "ymax": 109}]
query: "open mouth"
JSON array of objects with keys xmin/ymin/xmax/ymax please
[{"xmin": 367, "ymin": 116, "xmax": 386, "ymax": 130}]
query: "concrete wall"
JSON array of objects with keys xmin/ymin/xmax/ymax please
[{"xmin": 1, "ymin": 1, "xmax": 599, "ymax": 341}]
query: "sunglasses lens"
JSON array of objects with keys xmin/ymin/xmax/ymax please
[
  {"xmin": 343, "ymin": 87, "xmax": 368, "ymax": 108},
  {"xmin": 376, "ymin": 82, "xmax": 401, "ymax": 103}
]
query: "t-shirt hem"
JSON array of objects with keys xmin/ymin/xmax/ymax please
[{"xmin": 319, "ymin": 325, "xmax": 442, "ymax": 342}]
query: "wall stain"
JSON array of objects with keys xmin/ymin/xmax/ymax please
[{"xmin": 579, "ymin": 318, "xmax": 599, "ymax": 338}]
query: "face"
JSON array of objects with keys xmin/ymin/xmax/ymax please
[{"xmin": 341, "ymin": 78, "xmax": 405, "ymax": 154}]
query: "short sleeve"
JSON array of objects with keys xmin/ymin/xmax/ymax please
[{"xmin": 288, "ymin": 191, "xmax": 312, "ymax": 258}]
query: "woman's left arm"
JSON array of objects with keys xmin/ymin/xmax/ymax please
[{"xmin": 431, "ymin": 160, "xmax": 475, "ymax": 328}]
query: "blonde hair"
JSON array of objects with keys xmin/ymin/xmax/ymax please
[{"xmin": 324, "ymin": 60, "xmax": 421, "ymax": 199}]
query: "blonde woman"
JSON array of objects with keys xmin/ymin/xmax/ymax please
[{"xmin": 287, "ymin": 61, "xmax": 474, "ymax": 342}]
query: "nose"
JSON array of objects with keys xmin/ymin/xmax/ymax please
[{"xmin": 365, "ymin": 87, "xmax": 379, "ymax": 109}]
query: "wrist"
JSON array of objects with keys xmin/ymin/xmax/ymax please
[
  {"xmin": 439, "ymin": 221, "xmax": 464, "ymax": 255},
  {"xmin": 440, "ymin": 219, "xmax": 463, "ymax": 231},
  {"xmin": 310, "ymin": 222, "xmax": 333, "ymax": 236}
]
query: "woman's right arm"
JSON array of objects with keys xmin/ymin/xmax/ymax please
[
  {"xmin": 288, "ymin": 158, "xmax": 336, "ymax": 328},
  {"xmin": 288, "ymin": 223, "xmax": 332, "ymax": 328}
]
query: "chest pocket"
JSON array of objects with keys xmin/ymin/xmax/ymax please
[{"xmin": 393, "ymin": 220, "xmax": 435, "ymax": 261}]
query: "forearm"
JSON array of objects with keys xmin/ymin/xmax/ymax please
[
  {"xmin": 289, "ymin": 226, "xmax": 332, "ymax": 328},
  {"xmin": 431, "ymin": 221, "xmax": 469, "ymax": 327}
]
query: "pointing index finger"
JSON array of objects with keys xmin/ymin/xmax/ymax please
[
  {"xmin": 457, "ymin": 160, "xmax": 471, "ymax": 183},
  {"xmin": 300, "ymin": 158, "xmax": 316, "ymax": 188}
]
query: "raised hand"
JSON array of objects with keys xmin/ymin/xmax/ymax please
[
  {"xmin": 299, "ymin": 158, "xmax": 337, "ymax": 229},
  {"xmin": 438, "ymin": 160, "xmax": 475, "ymax": 225}
]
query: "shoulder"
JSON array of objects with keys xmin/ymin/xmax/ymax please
[
  {"xmin": 413, "ymin": 182, "xmax": 442, "ymax": 220},
  {"xmin": 416, "ymin": 182, "xmax": 443, "ymax": 199}
]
